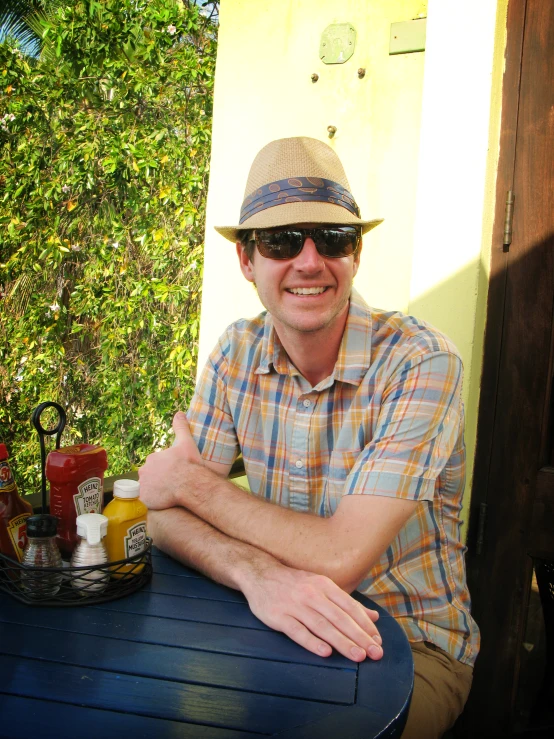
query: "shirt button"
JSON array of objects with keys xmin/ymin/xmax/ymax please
[
  {"xmin": 295, "ymin": 459, "xmax": 303, "ymax": 469},
  {"xmin": 302, "ymin": 399, "xmax": 311, "ymax": 407}
]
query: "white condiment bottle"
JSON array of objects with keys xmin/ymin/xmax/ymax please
[{"xmin": 70, "ymin": 513, "xmax": 109, "ymax": 596}]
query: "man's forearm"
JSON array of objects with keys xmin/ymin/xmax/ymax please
[
  {"xmin": 147, "ymin": 506, "xmax": 283, "ymax": 592},
  {"xmin": 139, "ymin": 413, "xmax": 416, "ymax": 594},
  {"xmin": 170, "ymin": 463, "xmax": 357, "ymax": 586},
  {"xmin": 146, "ymin": 504, "xmax": 385, "ymax": 663}
]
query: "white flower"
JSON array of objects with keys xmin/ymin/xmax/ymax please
[
  {"xmin": 49, "ymin": 302, "xmax": 60, "ymax": 312},
  {"xmin": 112, "ymin": 241, "xmax": 119, "ymax": 249},
  {"xmin": 62, "ymin": 184, "xmax": 70, "ymax": 193},
  {"xmin": 167, "ymin": 24, "xmax": 177, "ymax": 35},
  {"xmin": 9, "ymin": 114, "xmax": 15, "ymax": 121}
]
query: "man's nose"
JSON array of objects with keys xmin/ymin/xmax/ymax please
[{"xmin": 293, "ymin": 237, "xmax": 325, "ymax": 271}]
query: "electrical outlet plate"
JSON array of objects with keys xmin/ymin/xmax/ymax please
[
  {"xmin": 389, "ymin": 18, "xmax": 426, "ymax": 55},
  {"xmin": 319, "ymin": 23, "xmax": 357, "ymax": 64}
]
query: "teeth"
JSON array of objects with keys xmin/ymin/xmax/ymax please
[{"xmin": 288, "ymin": 287, "xmax": 326, "ymax": 295}]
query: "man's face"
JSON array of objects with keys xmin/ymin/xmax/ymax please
[{"xmin": 236, "ymin": 224, "xmax": 361, "ymax": 337}]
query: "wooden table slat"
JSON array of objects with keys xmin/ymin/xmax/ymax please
[
  {"xmin": 356, "ymin": 622, "xmax": 414, "ymax": 713},
  {"xmin": 0, "ymin": 623, "xmax": 356, "ymax": 704},
  {"xmin": 271, "ymin": 705, "xmax": 404, "ymax": 739},
  {"xmin": 0, "ymin": 655, "xmax": 347, "ymax": 735},
  {"xmin": 0, "ymin": 598, "xmax": 354, "ymax": 667},
  {"xmin": 0, "ymin": 694, "xmax": 258, "ymax": 739},
  {"xmin": 93, "ymin": 589, "xmax": 271, "ymax": 628},
  {"xmin": 150, "ymin": 550, "xmax": 206, "ymax": 578},
  {"xmin": 143, "ymin": 571, "xmax": 247, "ymax": 602}
]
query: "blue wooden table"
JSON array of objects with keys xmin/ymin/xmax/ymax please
[{"xmin": 0, "ymin": 548, "xmax": 413, "ymax": 738}]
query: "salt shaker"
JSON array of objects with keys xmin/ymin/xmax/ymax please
[
  {"xmin": 21, "ymin": 514, "xmax": 63, "ymax": 599},
  {"xmin": 70, "ymin": 513, "xmax": 109, "ymax": 596}
]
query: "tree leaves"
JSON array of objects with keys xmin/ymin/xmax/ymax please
[{"xmin": 0, "ymin": 0, "xmax": 217, "ymax": 492}]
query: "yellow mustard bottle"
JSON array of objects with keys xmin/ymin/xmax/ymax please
[{"xmin": 103, "ymin": 479, "xmax": 148, "ymax": 578}]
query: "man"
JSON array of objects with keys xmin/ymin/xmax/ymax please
[{"xmin": 139, "ymin": 137, "xmax": 480, "ymax": 738}]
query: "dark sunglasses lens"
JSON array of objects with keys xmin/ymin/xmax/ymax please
[
  {"xmin": 314, "ymin": 228, "xmax": 359, "ymax": 257},
  {"xmin": 255, "ymin": 227, "xmax": 360, "ymax": 259},
  {"xmin": 256, "ymin": 230, "xmax": 304, "ymax": 259}
]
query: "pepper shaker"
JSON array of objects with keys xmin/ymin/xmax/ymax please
[{"xmin": 21, "ymin": 514, "xmax": 63, "ymax": 599}]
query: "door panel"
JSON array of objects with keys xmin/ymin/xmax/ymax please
[{"xmin": 465, "ymin": 0, "xmax": 554, "ymax": 735}]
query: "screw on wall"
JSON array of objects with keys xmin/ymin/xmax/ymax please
[
  {"xmin": 357, "ymin": 68, "xmax": 366, "ymax": 79},
  {"xmin": 311, "ymin": 73, "xmax": 319, "ymax": 83},
  {"xmin": 327, "ymin": 125, "xmax": 337, "ymax": 139}
]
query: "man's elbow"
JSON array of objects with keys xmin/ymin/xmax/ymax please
[
  {"xmin": 328, "ymin": 567, "xmax": 367, "ymax": 594},
  {"xmin": 319, "ymin": 549, "xmax": 371, "ymax": 594}
]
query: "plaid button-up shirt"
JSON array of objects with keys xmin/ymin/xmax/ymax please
[{"xmin": 188, "ymin": 289, "xmax": 480, "ymax": 666}]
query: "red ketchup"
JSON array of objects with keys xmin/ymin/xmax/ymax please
[
  {"xmin": 0, "ymin": 443, "xmax": 33, "ymax": 562},
  {"xmin": 47, "ymin": 444, "xmax": 108, "ymax": 556}
]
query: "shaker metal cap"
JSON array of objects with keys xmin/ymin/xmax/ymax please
[{"xmin": 26, "ymin": 514, "xmax": 58, "ymax": 538}]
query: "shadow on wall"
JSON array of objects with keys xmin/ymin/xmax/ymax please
[
  {"xmin": 403, "ymin": 257, "xmax": 486, "ymax": 538},
  {"xmin": 457, "ymin": 230, "xmax": 554, "ymax": 737}
]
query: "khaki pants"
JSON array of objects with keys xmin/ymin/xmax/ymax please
[{"xmin": 401, "ymin": 642, "xmax": 474, "ymax": 739}]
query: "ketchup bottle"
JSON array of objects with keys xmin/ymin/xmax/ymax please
[
  {"xmin": 47, "ymin": 444, "xmax": 108, "ymax": 557},
  {"xmin": 0, "ymin": 443, "xmax": 33, "ymax": 562}
]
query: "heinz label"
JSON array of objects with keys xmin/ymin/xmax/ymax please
[
  {"xmin": 73, "ymin": 477, "xmax": 102, "ymax": 516},
  {"xmin": 7, "ymin": 512, "xmax": 30, "ymax": 562},
  {"xmin": 124, "ymin": 522, "xmax": 147, "ymax": 558},
  {"xmin": 0, "ymin": 460, "xmax": 16, "ymax": 493}
]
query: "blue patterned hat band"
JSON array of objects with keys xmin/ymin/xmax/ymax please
[{"xmin": 239, "ymin": 176, "xmax": 360, "ymax": 225}]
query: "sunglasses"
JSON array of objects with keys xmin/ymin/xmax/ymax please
[{"xmin": 244, "ymin": 226, "xmax": 362, "ymax": 260}]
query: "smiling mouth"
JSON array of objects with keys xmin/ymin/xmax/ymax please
[{"xmin": 286, "ymin": 287, "xmax": 328, "ymax": 295}]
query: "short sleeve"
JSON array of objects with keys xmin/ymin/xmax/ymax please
[
  {"xmin": 343, "ymin": 351, "xmax": 463, "ymax": 501},
  {"xmin": 186, "ymin": 345, "xmax": 240, "ymax": 466}
]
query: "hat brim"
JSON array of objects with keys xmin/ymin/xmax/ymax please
[{"xmin": 215, "ymin": 201, "xmax": 383, "ymax": 242}]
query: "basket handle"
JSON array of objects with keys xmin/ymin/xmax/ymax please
[{"xmin": 31, "ymin": 402, "xmax": 67, "ymax": 512}]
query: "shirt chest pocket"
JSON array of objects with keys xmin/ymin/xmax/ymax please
[{"xmin": 324, "ymin": 449, "xmax": 362, "ymax": 515}]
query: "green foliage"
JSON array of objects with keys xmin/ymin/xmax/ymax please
[{"xmin": 0, "ymin": 0, "xmax": 216, "ymax": 493}]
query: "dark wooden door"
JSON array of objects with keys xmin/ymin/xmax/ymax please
[{"xmin": 464, "ymin": 0, "xmax": 554, "ymax": 735}]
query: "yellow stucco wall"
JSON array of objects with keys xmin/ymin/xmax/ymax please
[
  {"xmin": 200, "ymin": 0, "xmax": 428, "ymax": 363},
  {"xmin": 198, "ymin": 0, "xmax": 509, "ymax": 532},
  {"xmin": 408, "ymin": 0, "xmax": 508, "ymax": 526}
]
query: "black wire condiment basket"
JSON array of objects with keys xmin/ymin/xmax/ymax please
[
  {"xmin": 0, "ymin": 401, "xmax": 153, "ymax": 606},
  {"xmin": 0, "ymin": 538, "xmax": 153, "ymax": 606}
]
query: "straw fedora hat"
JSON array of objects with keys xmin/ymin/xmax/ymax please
[{"xmin": 215, "ymin": 136, "xmax": 383, "ymax": 242}]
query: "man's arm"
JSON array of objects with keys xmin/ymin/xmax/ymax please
[
  {"xmin": 147, "ymin": 505, "xmax": 383, "ymax": 662},
  {"xmin": 140, "ymin": 417, "xmax": 416, "ymax": 593},
  {"xmin": 140, "ymin": 351, "xmax": 462, "ymax": 593}
]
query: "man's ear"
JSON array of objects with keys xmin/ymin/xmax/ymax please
[
  {"xmin": 236, "ymin": 242, "xmax": 255, "ymax": 283},
  {"xmin": 352, "ymin": 242, "xmax": 362, "ymax": 278}
]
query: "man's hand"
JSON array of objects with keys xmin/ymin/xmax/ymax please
[
  {"xmin": 138, "ymin": 412, "xmax": 202, "ymax": 511},
  {"xmin": 239, "ymin": 559, "xmax": 383, "ymax": 662}
]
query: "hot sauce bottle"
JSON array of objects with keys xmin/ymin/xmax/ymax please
[
  {"xmin": 0, "ymin": 443, "xmax": 33, "ymax": 562},
  {"xmin": 47, "ymin": 444, "xmax": 108, "ymax": 557}
]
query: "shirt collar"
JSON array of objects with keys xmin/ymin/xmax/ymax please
[
  {"xmin": 255, "ymin": 312, "xmax": 298, "ymax": 376},
  {"xmin": 255, "ymin": 288, "xmax": 373, "ymax": 385}
]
